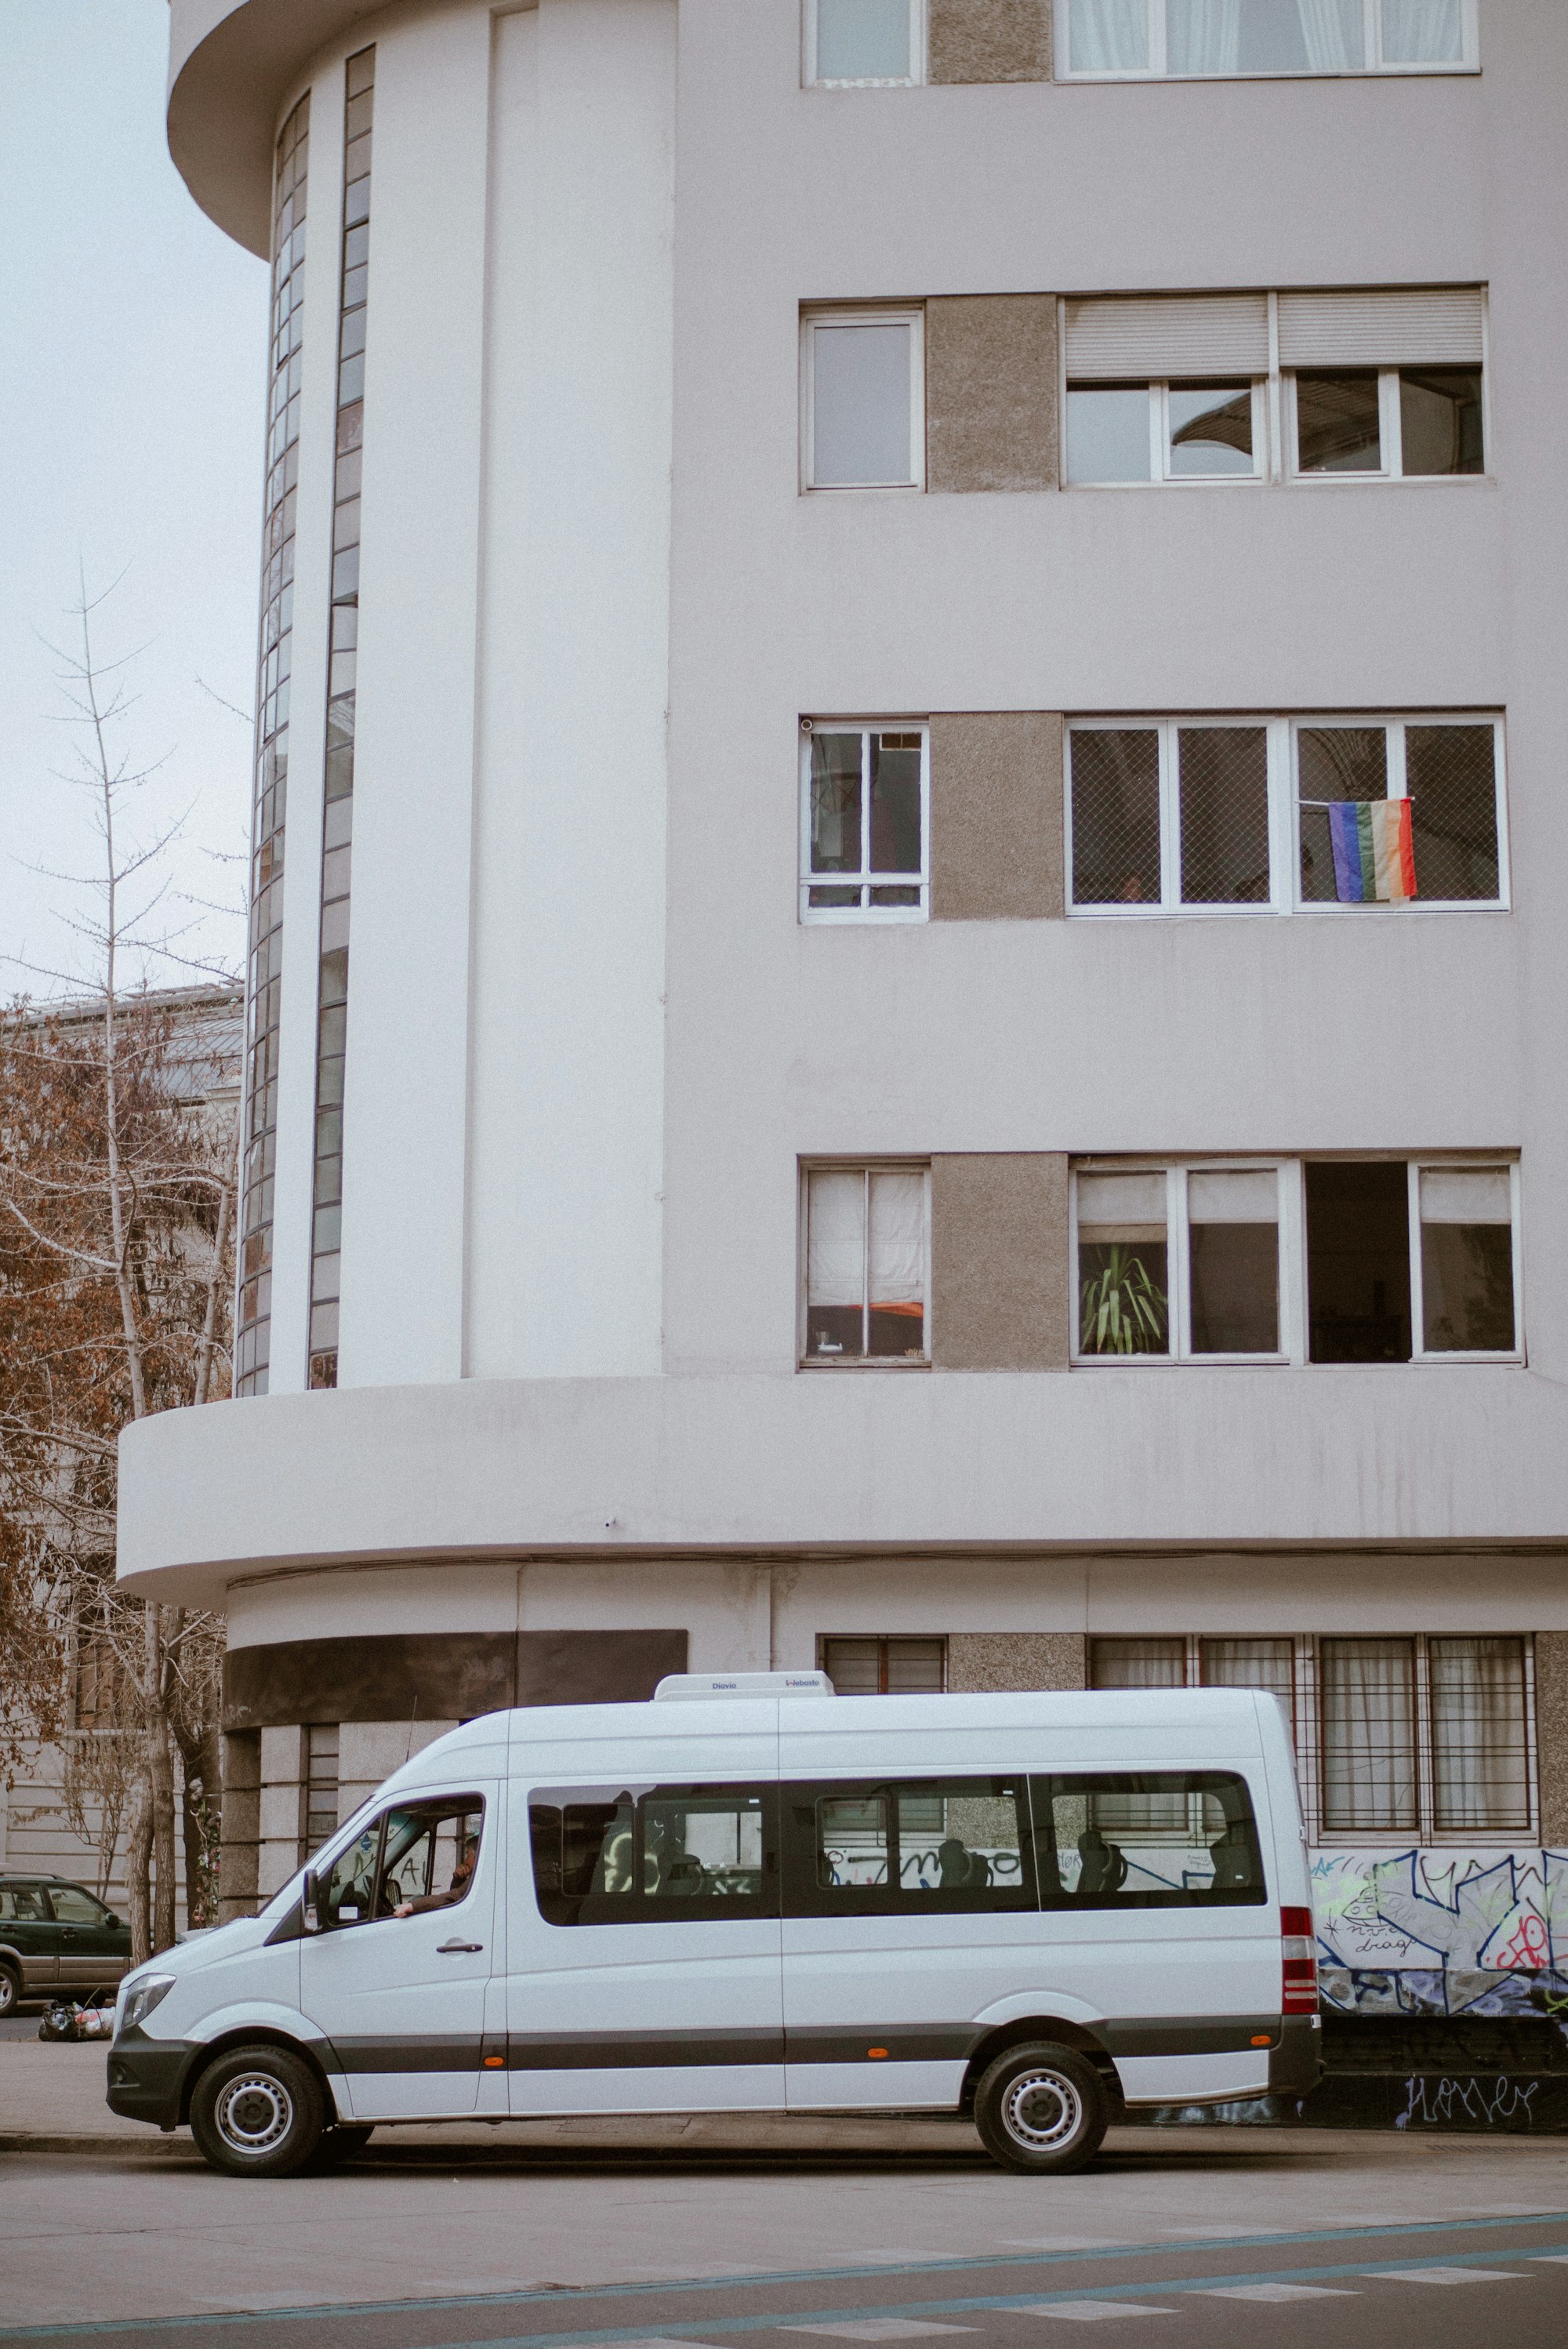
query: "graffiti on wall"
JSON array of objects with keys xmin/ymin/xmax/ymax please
[{"xmin": 1311, "ymin": 1846, "xmax": 1568, "ymax": 2016}]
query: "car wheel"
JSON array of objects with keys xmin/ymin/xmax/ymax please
[
  {"xmin": 974, "ymin": 2042, "xmax": 1108, "ymax": 2176},
  {"xmin": 310, "ymin": 2123, "xmax": 375, "ymax": 2167},
  {"xmin": 190, "ymin": 2045, "xmax": 325, "ymax": 2178},
  {"xmin": 0, "ymin": 1966, "xmax": 17, "ymax": 2018}
]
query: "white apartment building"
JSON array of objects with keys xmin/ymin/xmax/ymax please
[{"xmin": 136, "ymin": 0, "xmax": 1568, "ymax": 2030}]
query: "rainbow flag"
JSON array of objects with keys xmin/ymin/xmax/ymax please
[{"xmin": 1328, "ymin": 798, "xmax": 1416, "ymax": 903}]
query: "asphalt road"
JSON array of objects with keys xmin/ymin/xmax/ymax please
[{"xmin": 2, "ymin": 2135, "xmax": 1566, "ymax": 2349}]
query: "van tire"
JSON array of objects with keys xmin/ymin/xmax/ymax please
[
  {"xmin": 974, "ymin": 2042, "xmax": 1107, "ymax": 2175},
  {"xmin": 312, "ymin": 2123, "xmax": 375, "ymax": 2167},
  {"xmin": 0, "ymin": 1965, "xmax": 19, "ymax": 2017},
  {"xmin": 190, "ymin": 2045, "xmax": 325, "ymax": 2178}
]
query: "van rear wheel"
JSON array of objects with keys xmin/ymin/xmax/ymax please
[
  {"xmin": 190, "ymin": 2044, "xmax": 325, "ymax": 2178},
  {"xmin": 975, "ymin": 2042, "xmax": 1107, "ymax": 2176}
]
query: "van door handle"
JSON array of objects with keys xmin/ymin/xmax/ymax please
[{"xmin": 437, "ymin": 1939, "xmax": 483, "ymax": 1955}]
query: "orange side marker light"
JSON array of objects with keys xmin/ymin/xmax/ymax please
[
  {"xmin": 484, "ymin": 2055, "xmax": 505, "ymax": 2068},
  {"xmin": 868, "ymin": 2047, "xmax": 889, "ymax": 2060},
  {"xmin": 1250, "ymin": 2035, "xmax": 1272, "ymax": 2049}
]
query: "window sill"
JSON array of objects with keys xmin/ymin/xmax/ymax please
[
  {"xmin": 798, "ymin": 1356, "xmax": 931, "ymax": 1371},
  {"xmin": 801, "ymin": 908, "xmax": 929, "ymax": 926},
  {"xmin": 802, "ymin": 481, "xmax": 924, "ymax": 496},
  {"xmin": 1060, "ymin": 67, "xmax": 1478, "ymax": 85},
  {"xmin": 1067, "ymin": 902, "xmax": 1508, "ymax": 918}
]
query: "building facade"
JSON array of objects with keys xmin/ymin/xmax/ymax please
[{"xmin": 138, "ymin": 0, "xmax": 1568, "ymax": 2046}]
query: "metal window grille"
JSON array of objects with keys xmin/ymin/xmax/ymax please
[
  {"xmin": 818, "ymin": 1638, "xmax": 946, "ymax": 1694},
  {"xmin": 308, "ymin": 47, "xmax": 375, "ymax": 1392},
  {"xmin": 237, "ymin": 93, "xmax": 309, "ymax": 1398},
  {"xmin": 1429, "ymin": 1636, "xmax": 1531, "ymax": 1833}
]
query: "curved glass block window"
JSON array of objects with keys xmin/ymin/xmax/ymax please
[
  {"xmin": 237, "ymin": 92, "xmax": 308, "ymax": 1398},
  {"xmin": 801, "ymin": 723, "xmax": 928, "ymax": 920},
  {"xmin": 310, "ymin": 46, "xmax": 374, "ymax": 1392},
  {"xmin": 1063, "ymin": 0, "xmax": 1474, "ymax": 77}
]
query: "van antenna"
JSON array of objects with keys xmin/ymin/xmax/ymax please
[{"xmin": 404, "ymin": 1693, "xmax": 419, "ymax": 1766}]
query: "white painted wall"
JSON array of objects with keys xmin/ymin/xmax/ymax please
[{"xmin": 466, "ymin": 0, "xmax": 675, "ymax": 1379}]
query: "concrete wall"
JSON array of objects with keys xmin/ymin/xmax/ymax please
[{"xmin": 929, "ymin": 712, "xmax": 1065, "ymax": 920}]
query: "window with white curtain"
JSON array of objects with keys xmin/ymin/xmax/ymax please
[
  {"xmin": 1093, "ymin": 1632, "xmax": 1533, "ymax": 1839},
  {"xmin": 804, "ymin": 1165, "xmax": 930, "ymax": 1363},
  {"xmin": 1062, "ymin": 0, "xmax": 1475, "ymax": 77},
  {"xmin": 807, "ymin": 0, "xmax": 922, "ymax": 84},
  {"xmin": 802, "ymin": 310, "xmax": 924, "ymax": 490}
]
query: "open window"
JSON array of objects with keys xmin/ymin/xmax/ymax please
[
  {"xmin": 801, "ymin": 722, "xmax": 928, "ymax": 920},
  {"xmin": 315, "ymin": 1795, "xmax": 485, "ymax": 1929}
]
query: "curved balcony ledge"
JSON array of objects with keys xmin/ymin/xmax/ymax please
[
  {"xmin": 168, "ymin": 0, "xmax": 384, "ymax": 255},
  {"xmin": 117, "ymin": 1367, "xmax": 1568, "ymax": 1606}
]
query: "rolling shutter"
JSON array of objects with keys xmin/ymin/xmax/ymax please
[
  {"xmin": 1277, "ymin": 287, "xmax": 1484, "ymax": 367},
  {"xmin": 1065, "ymin": 294, "xmax": 1269, "ymax": 380}
]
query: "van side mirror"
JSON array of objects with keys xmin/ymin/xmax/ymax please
[{"xmin": 302, "ymin": 1872, "xmax": 323, "ymax": 1934}]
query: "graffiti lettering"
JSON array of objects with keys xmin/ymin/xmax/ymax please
[{"xmin": 1397, "ymin": 2075, "xmax": 1538, "ymax": 2130}]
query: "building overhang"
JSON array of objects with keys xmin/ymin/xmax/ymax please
[
  {"xmin": 116, "ymin": 1370, "xmax": 1568, "ymax": 1610},
  {"xmin": 168, "ymin": 0, "xmax": 390, "ymax": 256}
]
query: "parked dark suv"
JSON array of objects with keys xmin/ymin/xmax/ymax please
[{"xmin": 0, "ymin": 1877, "xmax": 132, "ymax": 2012}]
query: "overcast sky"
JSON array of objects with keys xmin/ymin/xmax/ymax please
[{"xmin": 1, "ymin": 1, "xmax": 267, "ymax": 998}]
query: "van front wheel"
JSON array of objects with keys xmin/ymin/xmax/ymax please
[
  {"xmin": 191, "ymin": 2045, "xmax": 325, "ymax": 2178},
  {"xmin": 974, "ymin": 2043, "xmax": 1107, "ymax": 2176}
]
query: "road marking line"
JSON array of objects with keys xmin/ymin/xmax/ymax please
[
  {"xmin": 1006, "ymin": 2305, "xmax": 1176, "ymax": 2325},
  {"xmin": 1364, "ymin": 2268, "xmax": 1526, "ymax": 2286},
  {"xmin": 782, "ymin": 2325, "xmax": 978, "ymax": 2341},
  {"xmin": 1198, "ymin": 2285, "xmax": 1358, "ymax": 2303}
]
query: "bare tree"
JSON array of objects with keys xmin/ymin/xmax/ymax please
[{"xmin": 0, "ymin": 578, "xmax": 241, "ymax": 1959}]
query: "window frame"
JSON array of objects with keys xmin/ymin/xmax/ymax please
[
  {"xmin": 313, "ymin": 1793, "xmax": 487, "ymax": 1931},
  {"xmin": 1090, "ymin": 1631, "xmax": 1536, "ymax": 1846},
  {"xmin": 1064, "ymin": 380, "xmax": 1269, "ymax": 488},
  {"xmin": 801, "ymin": 306, "xmax": 926, "ymax": 494},
  {"xmin": 799, "ymin": 1160, "xmax": 934, "ymax": 1370},
  {"xmin": 1056, "ymin": 0, "xmax": 1479, "ymax": 82},
  {"xmin": 782, "ymin": 1774, "xmax": 1040, "ymax": 1917},
  {"xmin": 1283, "ymin": 365, "xmax": 1487, "ymax": 484},
  {"xmin": 817, "ymin": 1634, "xmax": 949, "ymax": 1692},
  {"xmin": 528, "ymin": 1783, "xmax": 779, "ymax": 1927},
  {"xmin": 1065, "ymin": 713, "xmax": 1508, "ymax": 920},
  {"xmin": 799, "ymin": 719, "xmax": 931, "ymax": 924},
  {"xmin": 1070, "ymin": 1154, "xmax": 1523, "ymax": 1367},
  {"xmin": 804, "ymin": 0, "xmax": 925, "ymax": 87}
]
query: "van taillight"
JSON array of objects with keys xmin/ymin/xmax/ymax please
[{"xmin": 1280, "ymin": 1904, "xmax": 1319, "ymax": 2015}]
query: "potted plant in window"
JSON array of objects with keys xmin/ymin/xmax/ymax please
[{"xmin": 1080, "ymin": 1246, "xmax": 1167, "ymax": 1355}]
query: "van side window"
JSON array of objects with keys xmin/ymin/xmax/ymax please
[
  {"xmin": 318, "ymin": 1796, "xmax": 485, "ymax": 1927},
  {"xmin": 1032, "ymin": 1773, "xmax": 1265, "ymax": 1909},
  {"xmin": 783, "ymin": 1778, "xmax": 1036, "ymax": 1917},
  {"xmin": 528, "ymin": 1785, "xmax": 778, "ymax": 1926}
]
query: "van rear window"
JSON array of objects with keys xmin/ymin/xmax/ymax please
[
  {"xmin": 1033, "ymin": 1773, "xmax": 1266, "ymax": 1908},
  {"xmin": 783, "ymin": 1778, "xmax": 1037, "ymax": 1916}
]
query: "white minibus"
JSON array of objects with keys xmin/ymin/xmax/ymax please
[{"xmin": 107, "ymin": 1676, "xmax": 1320, "ymax": 2177}]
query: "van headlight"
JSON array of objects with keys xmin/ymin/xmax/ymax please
[{"xmin": 119, "ymin": 1975, "xmax": 176, "ymax": 2035}]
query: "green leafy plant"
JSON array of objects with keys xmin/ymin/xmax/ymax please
[{"xmin": 1080, "ymin": 1247, "xmax": 1168, "ymax": 1356}]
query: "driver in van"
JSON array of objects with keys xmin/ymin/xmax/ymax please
[{"xmin": 394, "ymin": 1832, "xmax": 478, "ymax": 1919}]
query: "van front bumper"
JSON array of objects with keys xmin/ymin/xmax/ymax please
[
  {"xmin": 106, "ymin": 2028, "xmax": 194, "ymax": 2129},
  {"xmin": 1269, "ymin": 2014, "xmax": 1323, "ymax": 2097}
]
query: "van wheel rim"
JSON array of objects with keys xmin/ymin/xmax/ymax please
[
  {"xmin": 216, "ymin": 2073, "xmax": 294, "ymax": 2155},
  {"xmin": 1001, "ymin": 2068, "xmax": 1082, "ymax": 2152},
  {"xmin": 0, "ymin": 1975, "xmax": 13, "ymax": 2013}
]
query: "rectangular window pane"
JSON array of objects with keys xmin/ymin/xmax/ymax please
[
  {"xmin": 885, "ymin": 1637, "xmax": 946, "ymax": 1692},
  {"xmin": 1077, "ymin": 1171, "xmax": 1169, "ymax": 1356},
  {"xmin": 1189, "ymin": 1167, "xmax": 1280, "ymax": 1353},
  {"xmin": 1066, "ymin": 386, "xmax": 1152, "ymax": 483},
  {"xmin": 1168, "ymin": 383, "xmax": 1255, "ymax": 475},
  {"xmin": 868, "ymin": 1169, "xmax": 926, "ymax": 1357},
  {"xmin": 1321, "ymin": 1639, "xmax": 1417, "ymax": 1831},
  {"xmin": 815, "ymin": 0, "xmax": 911, "ymax": 80},
  {"xmin": 789, "ymin": 1778, "xmax": 1035, "ymax": 1913},
  {"xmin": 1091, "ymin": 1637, "xmax": 1187, "ymax": 1689},
  {"xmin": 1068, "ymin": 0, "xmax": 1149, "ymax": 71},
  {"xmin": 1420, "ymin": 1166, "xmax": 1515, "ymax": 1352},
  {"xmin": 1201, "ymin": 1638, "xmax": 1296, "ymax": 1730},
  {"xmin": 821, "ymin": 1636, "xmax": 946, "ymax": 1693},
  {"xmin": 812, "ymin": 322, "xmax": 913, "ymax": 488},
  {"xmin": 869, "ymin": 733, "xmax": 922, "ymax": 873},
  {"xmin": 1381, "ymin": 0, "xmax": 1464, "ymax": 64},
  {"xmin": 1399, "ymin": 368, "xmax": 1483, "ymax": 475},
  {"xmin": 529, "ymin": 1785, "xmax": 775, "ymax": 1924},
  {"xmin": 1295, "ymin": 372, "xmax": 1383, "ymax": 472},
  {"xmin": 1305, "ymin": 1161, "xmax": 1412, "ymax": 1363},
  {"xmin": 1405, "ymin": 724, "xmax": 1499, "ymax": 902},
  {"xmin": 1035, "ymin": 1772, "xmax": 1265, "ymax": 1907},
  {"xmin": 1178, "ymin": 727, "xmax": 1271, "ymax": 903},
  {"xmin": 811, "ymin": 733, "xmax": 862, "ymax": 873},
  {"xmin": 1430, "ymin": 1639, "xmax": 1530, "ymax": 1833},
  {"xmin": 820, "ymin": 1637, "xmax": 884, "ymax": 1694},
  {"xmin": 1070, "ymin": 729, "xmax": 1162, "ymax": 904},
  {"xmin": 807, "ymin": 1170, "xmax": 866, "ymax": 1358},
  {"xmin": 1298, "ymin": 725, "xmax": 1389, "ymax": 903}
]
